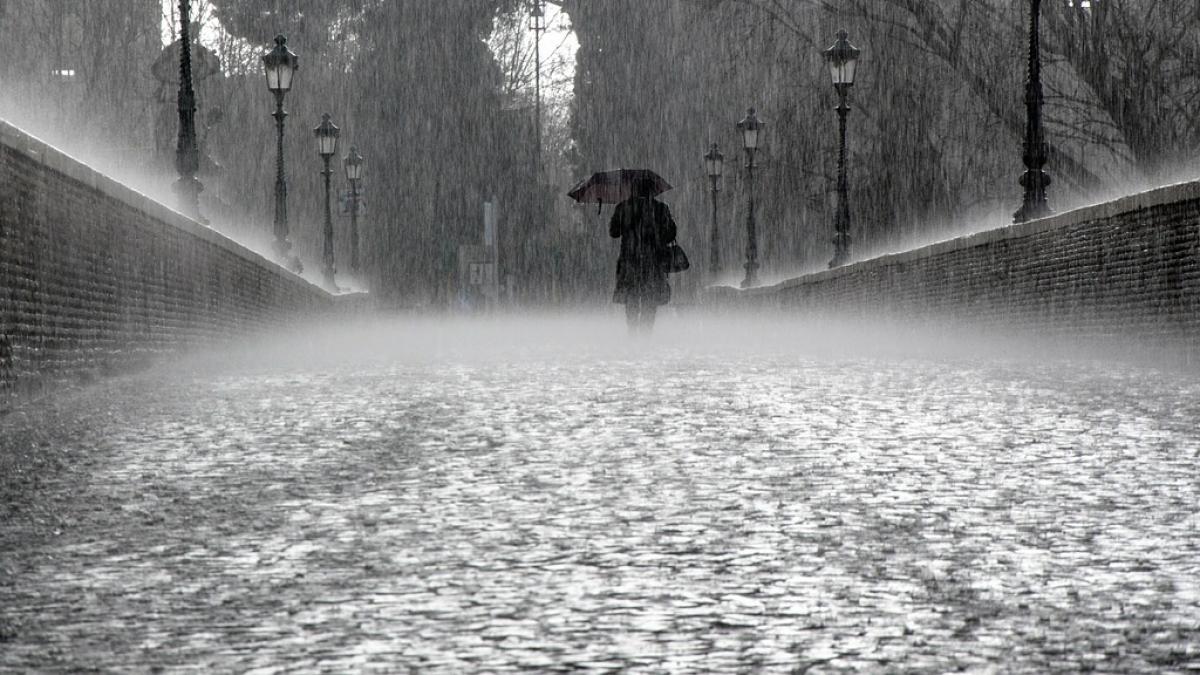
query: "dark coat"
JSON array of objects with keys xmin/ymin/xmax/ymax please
[{"xmin": 609, "ymin": 196, "xmax": 677, "ymax": 305}]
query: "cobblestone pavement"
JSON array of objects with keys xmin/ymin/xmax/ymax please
[{"xmin": 2, "ymin": 316, "xmax": 1199, "ymax": 673}]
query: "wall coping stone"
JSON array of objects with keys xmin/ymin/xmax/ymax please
[
  {"xmin": 735, "ymin": 179, "xmax": 1200, "ymax": 297},
  {"xmin": 0, "ymin": 118, "xmax": 331, "ymax": 300}
]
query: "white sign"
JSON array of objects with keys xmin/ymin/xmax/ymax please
[
  {"xmin": 468, "ymin": 263, "xmax": 496, "ymax": 286},
  {"xmin": 339, "ymin": 191, "xmax": 368, "ymax": 216},
  {"xmin": 483, "ymin": 200, "xmax": 497, "ymax": 246},
  {"xmin": 467, "ymin": 263, "xmax": 482, "ymax": 286}
]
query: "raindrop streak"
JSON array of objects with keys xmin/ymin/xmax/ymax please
[{"xmin": 1, "ymin": 0, "xmax": 1198, "ymax": 671}]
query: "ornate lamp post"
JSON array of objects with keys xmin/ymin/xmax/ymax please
[
  {"xmin": 825, "ymin": 30, "xmax": 860, "ymax": 268},
  {"xmin": 736, "ymin": 108, "xmax": 763, "ymax": 289},
  {"xmin": 1013, "ymin": 0, "xmax": 1052, "ymax": 223},
  {"xmin": 704, "ymin": 143, "xmax": 724, "ymax": 278},
  {"xmin": 174, "ymin": 0, "xmax": 203, "ymax": 221},
  {"xmin": 262, "ymin": 35, "xmax": 298, "ymax": 261},
  {"xmin": 314, "ymin": 113, "xmax": 341, "ymax": 289},
  {"xmin": 344, "ymin": 146, "xmax": 364, "ymax": 273}
]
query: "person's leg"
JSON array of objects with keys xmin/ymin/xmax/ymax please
[
  {"xmin": 640, "ymin": 304, "xmax": 657, "ymax": 334},
  {"xmin": 625, "ymin": 297, "xmax": 641, "ymax": 333}
]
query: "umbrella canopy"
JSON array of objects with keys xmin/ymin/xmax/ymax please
[{"xmin": 567, "ymin": 169, "xmax": 672, "ymax": 206}]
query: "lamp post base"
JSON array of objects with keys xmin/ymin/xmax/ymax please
[
  {"xmin": 1012, "ymin": 202, "xmax": 1052, "ymax": 224},
  {"xmin": 1013, "ymin": 168, "xmax": 1053, "ymax": 223},
  {"xmin": 829, "ymin": 230, "xmax": 851, "ymax": 269},
  {"xmin": 740, "ymin": 262, "xmax": 759, "ymax": 289},
  {"xmin": 173, "ymin": 176, "xmax": 205, "ymax": 224}
]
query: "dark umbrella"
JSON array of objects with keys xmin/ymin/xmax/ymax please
[{"xmin": 567, "ymin": 168, "xmax": 672, "ymax": 213}]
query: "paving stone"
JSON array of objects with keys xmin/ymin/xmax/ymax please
[{"xmin": 1, "ymin": 322, "xmax": 1198, "ymax": 672}]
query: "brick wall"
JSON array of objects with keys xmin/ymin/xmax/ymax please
[
  {"xmin": 714, "ymin": 181, "xmax": 1200, "ymax": 358},
  {"xmin": 0, "ymin": 121, "xmax": 332, "ymax": 400}
]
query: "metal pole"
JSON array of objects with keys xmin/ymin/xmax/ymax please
[
  {"xmin": 709, "ymin": 175, "xmax": 720, "ymax": 278},
  {"xmin": 322, "ymin": 154, "xmax": 335, "ymax": 289},
  {"xmin": 53, "ymin": 0, "xmax": 64, "ymax": 80},
  {"xmin": 349, "ymin": 177, "xmax": 360, "ymax": 273},
  {"xmin": 486, "ymin": 198, "xmax": 499, "ymax": 311},
  {"xmin": 532, "ymin": 0, "xmax": 543, "ymax": 176},
  {"xmin": 741, "ymin": 152, "xmax": 759, "ymax": 289},
  {"xmin": 1014, "ymin": 0, "xmax": 1052, "ymax": 223},
  {"xmin": 830, "ymin": 89, "xmax": 851, "ymax": 268},
  {"xmin": 272, "ymin": 92, "xmax": 290, "ymax": 259},
  {"xmin": 174, "ymin": 0, "xmax": 203, "ymax": 221}
]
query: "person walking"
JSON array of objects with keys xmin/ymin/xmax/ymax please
[{"xmin": 609, "ymin": 176, "xmax": 678, "ymax": 334}]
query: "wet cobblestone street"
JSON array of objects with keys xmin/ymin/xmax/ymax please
[{"xmin": 2, "ymin": 317, "xmax": 1199, "ymax": 672}]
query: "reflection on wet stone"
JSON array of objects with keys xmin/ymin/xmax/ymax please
[{"xmin": 1, "ymin": 319, "xmax": 1199, "ymax": 672}]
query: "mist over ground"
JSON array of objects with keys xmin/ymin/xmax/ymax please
[
  {"xmin": 177, "ymin": 311, "xmax": 1197, "ymax": 376},
  {"xmin": 4, "ymin": 311, "xmax": 1198, "ymax": 672}
]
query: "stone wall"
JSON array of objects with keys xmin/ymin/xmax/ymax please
[
  {"xmin": 0, "ymin": 120, "xmax": 332, "ymax": 399},
  {"xmin": 715, "ymin": 181, "xmax": 1200, "ymax": 358}
]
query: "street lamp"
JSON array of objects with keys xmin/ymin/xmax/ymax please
[
  {"xmin": 1013, "ymin": 0, "xmax": 1052, "ymax": 223},
  {"xmin": 344, "ymin": 145, "xmax": 364, "ymax": 273},
  {"xmin": 736, "ymin": 108, "xmax": 763, "ymax": 289},
  {"xmin": 314, "ymin": 113, "xmax": 341, "ymax": 290},
  {"xmin": 704, "ymin": 143, "xmax": 724, "ymax": 278},
  {"xmin": 825, "ymin": 29, "xmax": 860, "ymax": 268},
  {"xmin": 174, "ymin": 0, "xmax": 203, "ymax": 222},
  {"xmin": 262, "ymin": 34, "xmax": 298, "ymax": 262}
]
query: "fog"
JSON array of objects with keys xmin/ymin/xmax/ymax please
[
  {"xmin": 5, "ymin": 310, "xmax": 1199, "ymax": 672},
  {"xmin": 170, "ymin": 311, "xmax": 1192, "ymax": 377},
  {"xmin": 3, "ymin": 2, "xmax": 1200, "ymax": 670}
]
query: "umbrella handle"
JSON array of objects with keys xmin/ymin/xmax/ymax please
[{"xmin": 596, "ymin": 200, "xmax": 602, "ymax": 215}]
